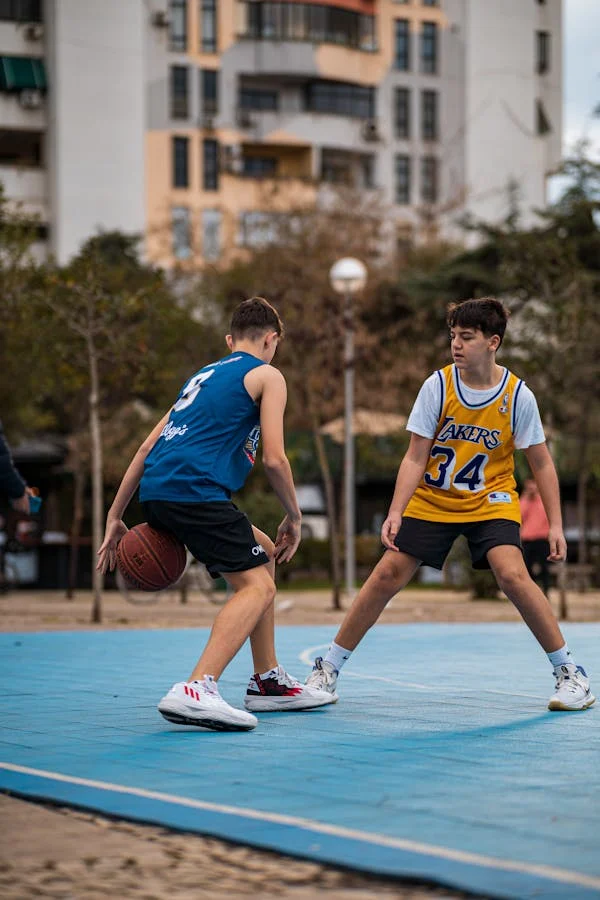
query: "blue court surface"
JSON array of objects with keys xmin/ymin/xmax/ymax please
[{"xmin": 1, "ymin": 623, "xmax": 599, "ymax": 900}]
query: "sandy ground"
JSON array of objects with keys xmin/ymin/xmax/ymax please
[{"xmin": 1, "ymin": 585, "xmax": 598, "ymax": 900}]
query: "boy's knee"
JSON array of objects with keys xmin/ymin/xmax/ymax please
[
  {"xmin": 372, "ymin": 554, "xmax": 407, "ymax": 592},
  {"xmin": 256, "ymin": 570, "xmax": 276, "ymax": 608},
  {"xmin": 495, "ymin": 565, "xmax": 529, "ymax": 596}
]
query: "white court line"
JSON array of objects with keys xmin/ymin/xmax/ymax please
[
  {"xmin": 300, "ymin": 644, "xmax": 546, "ymax": 700},
  {"xmin": 1, "ymin": 762, "xmax": 599, "ymax": 892}
]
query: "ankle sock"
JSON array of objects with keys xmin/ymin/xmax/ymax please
[
  {"xmin": 324, "ymin": 641, "xmax": 352, "ymax": 673},
  {"xmin": 547, "ymin": 644, "xmax": 573, "ymax": 670},
  {"xmin": 258, "ymin": 666, "xmax": 280, "ymax": 680}
]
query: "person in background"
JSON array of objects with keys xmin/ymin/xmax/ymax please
[
  {"xmin": 0, "ymin": 420, "xmax": 34, "ymax": 515},
  {"xmin": 520, "ymin": 477, "xmax": 551, "ymax": 596}
]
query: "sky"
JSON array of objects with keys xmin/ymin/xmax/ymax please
[{"xmin": 563, "ymin": 0, "xmax": 600, "ymax": 155}]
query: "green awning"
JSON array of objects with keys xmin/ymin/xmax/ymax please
[{"xmin": 0, "ymin": 55, "xmax": 47, "ymax": 92}]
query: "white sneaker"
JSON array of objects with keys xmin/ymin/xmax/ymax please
[
  {"xmin": 158, "ymin": 676, "xmax": 257, "ymax": 731},
  {"xmin": 548, "ymin": 665, "xmax": 595, "ymax": 711},
  {"xmin": 244, "ymin": 665, "xmax": 335, "ymax": 712},
  {"xmin": 305, "ymin": 657, "xmax": 339, "ymax": 703}
]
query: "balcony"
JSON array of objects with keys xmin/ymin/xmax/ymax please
[{"xmin": 236, "ymin": 1, "xmax": 378, "ymax": 52}]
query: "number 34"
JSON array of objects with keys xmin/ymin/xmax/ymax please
[{"xmin": 424, "ymin": 446, "xmax": 488, "ymax": 492}]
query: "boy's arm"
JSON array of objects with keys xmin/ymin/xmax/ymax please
[
  {"xmin": 382, "ymin": 433, "xmax": 432, "ymax": 550},
  {"xmin": 523, "ymin": 442, "xmax": 567, "ymax": 561},
  {"xmin": 96, "ymin": 411, "xmax": 171, "ymax": 573},
  {"xmin": 255, "ymin": 366, "xmax": 302, "ymax": 563}
]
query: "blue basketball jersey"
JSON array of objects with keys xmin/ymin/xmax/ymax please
[{"xmin": 140, "ymin": 351, "xmax": 265, "ymax": 503}]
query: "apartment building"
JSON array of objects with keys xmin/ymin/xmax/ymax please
[
  {"xmin": 0, "ymin": 0, "xmax": 562, "ymax": 265},
  {"xmin": 0, "ymin": 0, "xmax": 145, "ymax": 263}
]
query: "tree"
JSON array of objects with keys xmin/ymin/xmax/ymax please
[{"xmin": 17, "ymin": 233, "xmax": 211, "ymax": 621}]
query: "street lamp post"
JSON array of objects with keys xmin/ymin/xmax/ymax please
[{"xmin": 329, "ymin": 257, "xmax": 367, "ymax": 601}]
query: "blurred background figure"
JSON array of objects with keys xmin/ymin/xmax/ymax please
[
  {"xmin": 520, "ymin": 477, "xmax": 551, "ymax": 595},
  {"xmin": 0, "ymin": 420, "xmax": 32, "ymax": 515}
]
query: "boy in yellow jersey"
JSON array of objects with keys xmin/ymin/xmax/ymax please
[{"xmin": 307, "ymin": 298, "xmax": 594, "ymax": 712}]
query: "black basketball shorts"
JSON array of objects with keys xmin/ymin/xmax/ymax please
[
  {"xmin": 142, "ymin": 499, "xmax": 270, "ymax": 578},
  {"xmin": 393, "ymin": 516, "xmax": 522, "ymax": 570}
]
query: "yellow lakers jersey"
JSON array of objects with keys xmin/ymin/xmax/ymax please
[{"xmin": 404, "ymin": 365, "xmax": 523, "ymax": 523}]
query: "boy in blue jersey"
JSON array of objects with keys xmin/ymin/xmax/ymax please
[
  {"xmin": 98, "ymin": 297, "xmax": 332, "ymax": 731},
  {"xmin": 306, "ymin": 298, "xmax": 594, "ymax": 712}
]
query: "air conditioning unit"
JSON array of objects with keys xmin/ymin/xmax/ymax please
[
  {"xmin": 19, "ymin": 89, "xmax": 43, "ymax": 110},
  {"xmin": 236, "ymin": 108, "xmax": 255, "ymax": 129},
  {"xmin": 24, "ymin": 23, "xmax": 43, "ymax": 41},
  {"xmin": 220, "ymin": 144, "xmax": 242, "ymax": 174},
  {"xmin": 361, "ymin": 118, "xmax": 381, "ymax": 142},
  {"xmin": 151, "ymin": 10, "xmax": 169, "ymax": 28}
]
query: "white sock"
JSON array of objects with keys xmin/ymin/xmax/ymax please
[
  {"xmin": 547, "ymin": 644, "xmax": 573, "ymax": 670},
  {"xmin": 258, "ymin": 666, "xmax": 279, "ymax": 680},
  {"xmin": 324, "ymin": 641, "xmax": 352, "ymax": 673}
]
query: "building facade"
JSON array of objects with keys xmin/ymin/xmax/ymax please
[
  {"xmin": 0, "ymin": 0, "xmax": 562, "ymax": 265},
  {"xmin": 0, "ymin": 0, "xmax": 145, "ymax": 263}
]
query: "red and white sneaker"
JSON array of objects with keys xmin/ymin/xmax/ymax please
[
  {"xmin": 244, "ymin": 665, "xmax": 335, "ymax": 712},
  {"xmin": 158, "ymin": 676, "xmax": 257, "ymax": 731}
]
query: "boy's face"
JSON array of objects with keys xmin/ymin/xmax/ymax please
[{"xmin": 450, "ymin": 326, "xmax": 500, "ymax": 369}]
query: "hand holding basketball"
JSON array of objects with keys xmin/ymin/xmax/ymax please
[{"xmin": 97, "ymin": 518, "xmax": 129, "ymax": 574}]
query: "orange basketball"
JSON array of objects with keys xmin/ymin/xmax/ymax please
[{"xmin": 116, "ymin": 523, "xmax": 187, "ymax": 591}]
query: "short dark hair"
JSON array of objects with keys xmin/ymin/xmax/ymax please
[
  {"xmin": 447, "ymin": 297, "xmax": 509, "ymax": 344},
  {"xmin": 230, "ymin": 296, "xmax": 284, "ymax": 341}
]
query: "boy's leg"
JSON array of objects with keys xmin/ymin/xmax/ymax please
[
  {"xmin": 246, "ymin": 526, "xmax": 277, "ymax": 675},
  {"xmin": 487, "ymin": 545, "xmax": 563, "ymax": 651},
  {"xmin": 188, "ymin": 564, "xmax": 275, "ymax": 681},
  {"xmin": 487, "ymin": 544, "xmax": 594, "ymax": 710},
  {"xmin": 305, "ymin": 550, "xmax": 420, "ymax": 696},
  {"xmin": 242, "ymin": 526, "xmax": 335, "ymax": 711},
  {"xmin": 334, "ymin": 550, "xmax": 420, "ymax": 650}
]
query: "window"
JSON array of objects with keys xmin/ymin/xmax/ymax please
[
  {"xmin": 536, "ymin": 99, "xmax": 551, "ymax": 135},
  {"xmin": 242, "ymin": 156, "xmax": 278, "ymax": 177},
  {"xmin": 172, "ymin": 136, "xmax": 189, "ymax": 188},
  {"xmin": 170, "ymin": 65, "xmax": 189, "ymax": 119},
  {"xmin": 536, "ymin": 30, "xmax": 550, "ymax": 74},
  {"xmin": 421, "ymin": 22, "xmax": 438, "ymax": 73},
  {"xmin": 394, "ymin": 87, "xmax": 410, "ymax": 139},
  {"xmin": 304, "ymin": 80, "xmax": 375, "ymax": 118},
  {"xmin": 240, "ymin": 88, "xmax": 278, "ymax": 111},
  {"xmin": 201, "ymin": 68, "xmax": 218, "ymax": 114},
  {"xmin": 169, "ymin": 0, "xmax": 187, "ymax": 51},
  {"xmin": 395, "ymin": 155, "xmax": 411, "ymax": 204},
  {"xmin": 200, "ymin": 0, "xmax": 217, "ymax": 52},
  {"xmin": 238, "ymin": 211, "xmax": 282, "ymax": 247},
  {"xmin": 0, "ymin": 128, "xmax": 43, "ymax": 165},
  {"xmin": 421, "ymin": 155, "xmax": 437, "ymax": 203},
  {"xmin": 0, "ymin": 0, "xmax": 42, "ymax": 23},
  {"xmin": 172, "ymin": 207, "xmax": 191, "ymax": 259},
  {"xmin": 0, "ymin": 55, "xmax": 46, "ymax": 91},
  {"xmin": 203, "ymin": 138, "xmax": 219, "ymax": 190},
  {"xmin": 202, "ymin": 209, "xmax": 221, "ymax": 261},
  {"xmin": 422, "ymin": 89, "xmax": 438, "ymax": 140},
  {"xmin": 394, "ymin": 20, "xmax": 410, "ymax": 71},
  {"xmin": 422, "ymin": 0, "xmax": 438, "ymax": 5}
]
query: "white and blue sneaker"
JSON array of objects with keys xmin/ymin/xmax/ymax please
[
  {"xmin": 158, "ymin": 676, "xmax": 257, "ymax": 731},
  {"xmin": 305, "ymin": 657, "xmax": 339, "ymax": 703},
  {"xmin": 548, "ymin": 665, "xmax": 595, "ymax": 711}
]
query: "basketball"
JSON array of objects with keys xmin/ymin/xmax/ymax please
[{"xmin": 116, "ymin": 523, "xmax": 187, "ymax": 591}]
